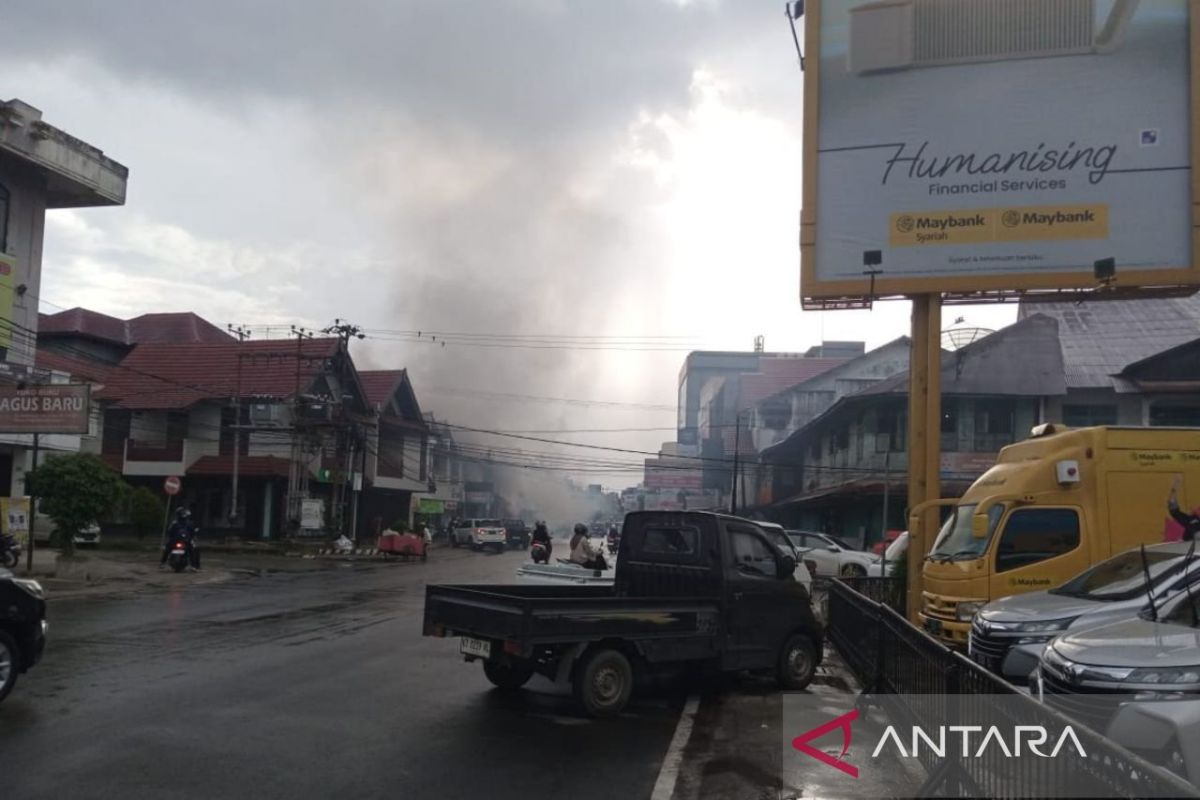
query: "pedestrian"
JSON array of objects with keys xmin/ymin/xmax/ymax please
[{"xmin": 1167, "ymin": 477, "xmax": 1200, "ymax": 542}]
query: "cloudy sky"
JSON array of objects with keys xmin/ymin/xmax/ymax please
[{"xmin": 2, "ymin": 1, "xmax": 1013, "ymax": 487}]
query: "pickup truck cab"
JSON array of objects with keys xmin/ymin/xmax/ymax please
[
  {"xmin": 0, "ymin": 568, "xmax": 47, "ymax": 704},
  {"xmin": 450, "ymin": 518, "xmax": 507, "ymax": 552},
  {"xmin": 424, "ymin": 511, "xmax": 822, "ymax": 716}
]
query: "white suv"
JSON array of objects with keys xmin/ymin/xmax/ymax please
[{"xmin": 451, "ymin": 519, "xmax": 506, "ymax": 552}]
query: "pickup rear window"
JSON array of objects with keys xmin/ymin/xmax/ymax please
[{"xmin": 643, "ymin": 526, "xmax": 698, "ymax": 556}]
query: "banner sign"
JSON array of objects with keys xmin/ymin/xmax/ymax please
[
  {"xmin": 802, "ymin": 0, "xmax": 1198, "ymax": 301},
  {"xmin": 0, "ymin": 384, "xmax": 90, "ymax": 434}
]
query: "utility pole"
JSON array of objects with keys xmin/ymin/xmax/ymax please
[
  {"xmin": 881, "ymin": 448, "xmax": 891, "ymax": 577},
  {"xmin": 320, "ymin": 320, "xmax": 365, "ymax": 537},
  {"xmin": 730, "ymin": 411, "xmax": 741, "ymax": 514},
  {"xmin": 228, "ymin": 325, "xmax": 251, "ymax": 528},
  {"xmin": 287, "ymin": 326, "xmax": 313, "ymax": 535}
]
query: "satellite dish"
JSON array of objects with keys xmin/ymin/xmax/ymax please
[{"xmin": 941, "ymin": 327, "xmax": 994, "ymax": 351}]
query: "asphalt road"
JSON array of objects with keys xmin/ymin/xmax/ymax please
[{"xmin": 1, "ymin": 548, "xmax": 686, "ymax": 800}]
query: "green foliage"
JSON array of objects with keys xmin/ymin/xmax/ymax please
[
  {"xmin": 30, "ymin": 454, "xmax": 127, "ymax": 557},
  {"xmin": 128, "ymin": 486, "xmax": 164, "ymax": 540},
  {"xmin": 391, "ymin": 519, "xmax": 410, "ymax": 533}
]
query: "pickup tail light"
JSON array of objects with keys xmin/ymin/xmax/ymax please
[
  {"xmin": 503, "ymin": 640, "xmax": 522, "ymax": 655},
  {"xmin": 477, "ymin": 528, "xmax": 485, "ymax": 535}
]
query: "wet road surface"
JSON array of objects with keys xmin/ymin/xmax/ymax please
[{"xmin": 1, "ymin": 548, "xmax": 685, "ymax": 800}]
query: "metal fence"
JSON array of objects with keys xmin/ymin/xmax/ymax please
[{"xmin": 827, "ymin": 578, "xmax": 1200, "ymax": 798}]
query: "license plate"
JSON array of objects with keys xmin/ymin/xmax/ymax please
[
  {"xmin": 460, "ymin": 637, "xmax": 491, "ymax": 658},
  {"xmin": 923, "ymin": 617, "xmax": 943, "ymax": 635}
]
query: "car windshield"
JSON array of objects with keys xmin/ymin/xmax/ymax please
[
  {"xmin": 480, "ymin": 519, "xmax": 502, "ymax": 528},
  {"xmin": 824, "ymin": 535, "xmax": 853, "ymax": 550},
  {"xmin": 927, "ymin": 504, "xmax": 1002, "ymax": 562},
  {"xmin": 883, "ymin": 533, "xmax": 908, "ymax": 562},
  {"xmin": 1051, "ymin": 550, "xmax": 1188, "ymax": 601}
]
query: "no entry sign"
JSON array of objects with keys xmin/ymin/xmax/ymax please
[{"xmin": 163, "ymin": 475, "xmax": 181, "ymax": 496}]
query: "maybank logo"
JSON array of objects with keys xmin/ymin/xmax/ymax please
[{"xmin": 890, "ymin": 204, "xmax": 1108, "ymax": 246}]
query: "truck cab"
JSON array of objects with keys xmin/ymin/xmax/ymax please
[{"xmin": 919, "ymin": 425, "xmax": 1200, "ymax": 648}]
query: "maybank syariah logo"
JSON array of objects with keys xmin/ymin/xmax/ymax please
[{"xmin": 890, "ymin": 204, "xmax": 1108, "ymax": 246}]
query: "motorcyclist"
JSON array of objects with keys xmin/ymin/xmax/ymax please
[
  {"xmin": 569, "ymin": 523, "xmax": 607, "ymax": 570},
  {"xmin": 161, "ymin": 507, "xmax": 200, "ymax": 571},
  {"xmin": 1169, "ymin": 477, "xmax": 1200, "ymax": 542},
  {"xmin": 531, "ymin": 521, "xmax": 552, "ymax": 554}
]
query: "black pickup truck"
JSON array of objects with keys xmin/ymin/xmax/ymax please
[
  {"xmin": 424, "ymin": 510, "xmax": 822, "ymax": 716},
  {"xmin": 0, "ymin": 569, "xmax": 47, "ymax": 704}
]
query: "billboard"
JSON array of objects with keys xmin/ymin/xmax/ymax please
[
  {"xmin": 801, "ymin": 0, "xmax": 1200, "ymax": 302},
  {"xmin": 0, "ymin": 384, "xmax": 90, "ymax": 434}
]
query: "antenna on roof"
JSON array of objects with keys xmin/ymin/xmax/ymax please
[{"xmin": 228, "ymin": 324, "xmax": 252, "ymax": 342}]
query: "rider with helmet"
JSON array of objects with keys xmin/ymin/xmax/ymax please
[
  {"xmin": 160, "ymin": 507, "xmax": 200, "ymax": 571},
  {"xmin": 569, "ymin": 523, "xmax": 607, "ymax": 570}
]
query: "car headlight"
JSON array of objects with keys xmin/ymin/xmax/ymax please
[
  {"xmin": 1015, "ymin": 617, "xmax": 1076, "ymax": 633},
  {"xmin": 12, "ymin": 578, "xmax": 44, "ymax": 600},
  {"xmin": 956, "ymin": 602, "xmax": 983, "ymax": 622},
  {"xmin": 1125, "ymin": 667, "xmax": 1200, "ymax": 686}
]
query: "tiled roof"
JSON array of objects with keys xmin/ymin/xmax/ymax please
[
  {"xmin": 358, "ymin": 369, "xmax": 407, "ymax": 409},
  {"xmin": 39, "ymin": 308, "xmax": 234, "ymax": 346},
  {"xmin": 94, "ymin": 338, "xmax": 341, "ymax": 409},
  {"xmin": 1018, "ymin": 294, "xmax": 1200, "ymax": 389}
]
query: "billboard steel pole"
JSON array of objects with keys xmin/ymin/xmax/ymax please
[{"xmin": 906, "ymin": 294, "xmax": 942, "ymax": 622}]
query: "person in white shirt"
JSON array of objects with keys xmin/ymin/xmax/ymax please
[{"xmin": 569, "ymin": 523, "xmax": 607, "ymax": 569}]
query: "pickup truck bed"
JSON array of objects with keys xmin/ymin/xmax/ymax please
[{"xmin": 425, "ymin": 584, "xmax": 718, "ymax": 648}]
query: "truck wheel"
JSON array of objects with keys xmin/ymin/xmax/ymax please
[
  {"xmin": 0, "ymin": 630, "xmax": 21, "ymax": 704},
  {"xmin": 483, "ymin": 660, "xmax": 534, "ymax": 691},
  {"xmin": 777, "ymin": 633, "xmax": 818, "ymax": 691},
  {"xmin": 574, "ymin": 648, "xmax": 633, "ymax": 717}
]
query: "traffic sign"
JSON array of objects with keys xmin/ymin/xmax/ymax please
[{"xmin": 163, "ymin": 475, "xmax": 181, "ymax": 496}]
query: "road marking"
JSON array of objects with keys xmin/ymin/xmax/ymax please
[{"xmin": 651, "ymin": 694, "xmax": 700, "ymax": 800}]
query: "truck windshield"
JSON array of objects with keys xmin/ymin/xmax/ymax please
[
  {"xmin": 1050, "ymin": 550, "xmax": 1186, "ymax": 601},
  {"xmin": 927, "ymin": 504, "xmax": 1002, "ymax": 562}
]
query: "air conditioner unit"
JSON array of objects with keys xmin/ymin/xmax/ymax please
[
  {"xmin": 848, "ymin": 0, "xmax": 1140, "ymax": 75},
  {"xmin": 249, "ymin": 403, "xmax": 285, "ymax": 427}
]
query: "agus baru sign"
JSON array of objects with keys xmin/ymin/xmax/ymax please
[
  {"xmin": 800, "ymin": 0, "xmax": 1200, "ymax": 302},
  {"xmin": 0, "ymin": 384, "xmax": 90, "ymax": 434}
]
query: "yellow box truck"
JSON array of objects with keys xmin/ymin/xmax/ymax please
[{"xmin": 917, "ymin": 425, "xmax": 1200, "ymax": 648}]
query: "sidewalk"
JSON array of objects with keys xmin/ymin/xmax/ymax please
[{"xmin": 9, "ymin": 546, "xmax": 338, "ymax": 600}]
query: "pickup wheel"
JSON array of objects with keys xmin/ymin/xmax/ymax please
[
  {"xmin": 840, "ymin": 564, "xmax": 866, "ymax": 578},
  {"xmin": 0, "ymin": 630, "xmax": 20, "ymax": 704},
  {"xmin": 574, "ymin": 648, "xmax": 633, "ymax": 717},
  {"xmin": 777, "ymin": 633, "xmax": 818, "ymax": 691},
  {"xmin": 483, "ymin": 660, "xmax": 534, "ymax": 691}
]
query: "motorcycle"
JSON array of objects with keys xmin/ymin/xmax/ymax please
[
  {"xmin": 606, "ymin": 533, "xmax": 619, "ymax": 556},
  {"xmin": 166, "ymin": 538, "xmax": 192, "ymax": 573},
  {"xmin": 0, "ymin": 532, "xmax": 20, "ymax": 569},
  {"xmin": 530, "ymin": 539, "xmax": 550, "ymax": 565}
]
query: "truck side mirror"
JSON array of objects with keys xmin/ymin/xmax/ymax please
[
  {"xmin": 971, "ymin": 512, "xmax": 990, "ymax": 539},
  {"xmin": 777, "ymin": 554, "xmax": 796, "ymax": 579}
]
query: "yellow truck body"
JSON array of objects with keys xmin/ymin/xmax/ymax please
[{"xmin": 918, "ymin": 425, "xmax": 1200, "ymax": 648}]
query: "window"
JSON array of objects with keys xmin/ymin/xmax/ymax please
[
  {"xmin": 994, "ymin": 508, "xmax": 1081, "ymax": 573},
  {"xmin": 941, "ymin": 400, "xmax": 958, "ymax": 434},
  {"xmin": 0, "ymin": 182, "xmax": 8, "ymax": 253},
  {"xmin": 1150, "ymin": 405, "xmax": 1200, "ymax": 427},
  {"xmin": 876, "ymin": 410, "xmax": 906, "ymax": 453},
  {"xmin": 643, "ymin": 525, "xmax": 698, "ymax": 555},
  {"xmin": 974, "ymin": 399, "xmax": 1015, "ymax": 451},
  {"xmin": 729, "ymin": 528, "xmax": 776, "ymax": 577},
  {"xmin": 1062, "ymin": 404, "xmax": 1118, "ymax": 427}
]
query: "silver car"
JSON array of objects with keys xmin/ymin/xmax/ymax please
[
  {"xmin": 971, "ymin": 542, "xmax": 1200, "ymax": 683},
  {"xmin": 1034, "ymin": 586, "xmax": 1200, "ymax": 783}
]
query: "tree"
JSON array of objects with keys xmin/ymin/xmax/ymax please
[
  {"xmin": 128, "ymin": 486, "xmax": 164, "ymax": 541},
  {"xmin": 29, "ymin": 454, "xmax": 127, "ymax": 558}
]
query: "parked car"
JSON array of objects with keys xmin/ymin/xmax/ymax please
[
  {"xmin": 502, "ymin": 519, "xmax": 530, "ymax": 550},
  {"xmin": 0, "ymin": 568, "xmax": 46, "ymax": 704},
  {"xmin": 758, "ymin": 522, "xmax": 814, "ymax": 594},
  {"xmin": 787, "ymin": 530, "xmax": 877, "ymax": 578},
  {"xmin": 74, "ymin": 522, "xmax": 101, "ymax": 547},
  {"xmin": 1034, "ymin": 587, "xmax": 1200, "ymax": 782},
  {"xmin": 867, "ymin": 531, "xmax": 908, "ymax": 577},
  {"xmin": 425, "ymin": 510, "xmax": 823, "ymax": 716},
  {"xmin": 450, "ymin": 519, "xmax": 507, "ymax": 552},
  {"xmin": 971, "ymin": 542, "xmax": 1200, "ymax": 683}
]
